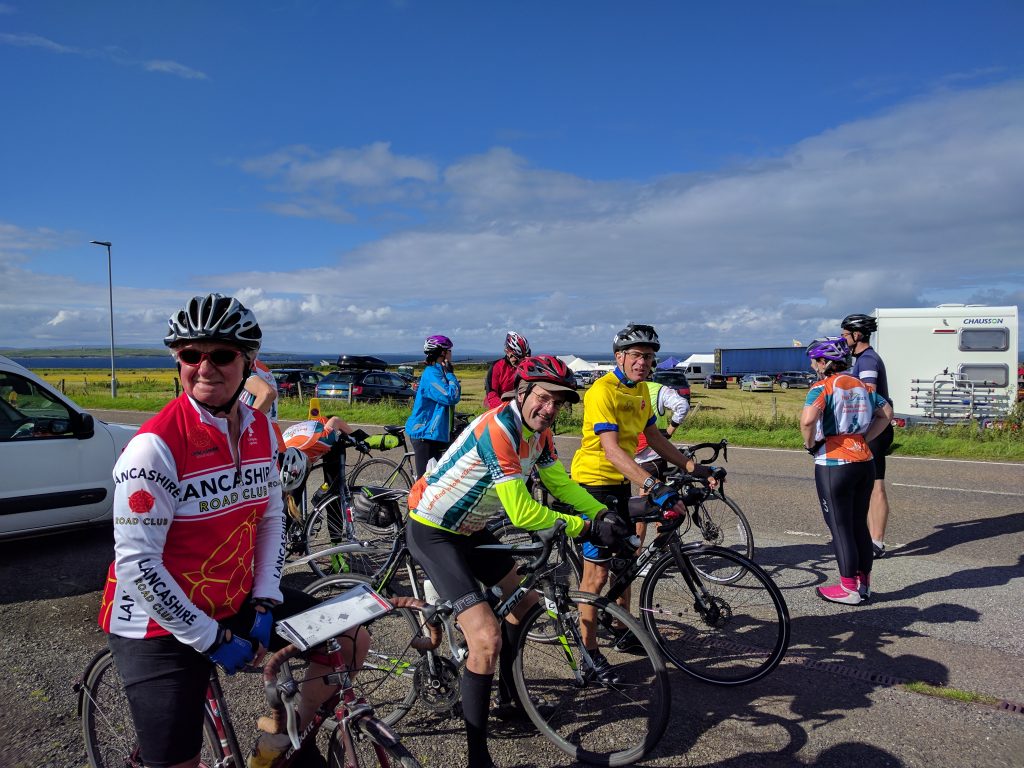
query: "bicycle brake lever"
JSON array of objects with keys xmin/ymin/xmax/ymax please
[{"xmin": 284, "ymin": 691, "xmax": 301, "ymax": 750}]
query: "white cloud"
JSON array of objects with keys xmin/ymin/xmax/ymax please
[
  {"xmin": 0, "ymin": 32, "xmax": 208, "ymax": 80},
  {"xmin": 5, "ymin": 79, "xmax": 1024, "ymax": 354},
  {"xmin": 143, "ymin": 59, "xmax": 208, "ymax": 80}
]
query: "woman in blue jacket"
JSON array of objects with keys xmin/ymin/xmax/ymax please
[{"xmin": 406, "ymin": 334, "xmax": 462, "ymax": 476}]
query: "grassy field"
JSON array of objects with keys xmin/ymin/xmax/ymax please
[{"xmin": 30, "ymin": 365, "xmax": 1024, "ymax": 461}]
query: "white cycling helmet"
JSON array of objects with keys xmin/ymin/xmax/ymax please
[
  {"xmin": 164, "ymin": 293, "xmax": 262, "ymax": 352},
  {"xmin": 280, "ymin": 447, "xmax": 308, "ymax": 493}
]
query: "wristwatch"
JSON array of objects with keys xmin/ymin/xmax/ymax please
[{"xmin": 642, "ymin": 475, "xmax": 658, "ymax": 492}]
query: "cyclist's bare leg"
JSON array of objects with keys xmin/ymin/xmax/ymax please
[
  {"xmin": 580, "ymin": 559, "xmax": 611, "ymax": 649},
  {"xmin": 868, "ymin": 479, "xmax": 890, "ymax": 543},
  {"xmin": 297, "ymin": 627, "xmax": 369, "ymax": 728}
]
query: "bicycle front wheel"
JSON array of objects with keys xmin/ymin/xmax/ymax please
[
  {"xmin": 513, "ymin": 593, "xmax": 670, "ymax": 766},
  {"xmin": 686, "ymin": 490, "xmax": 753, "ymax": 583},
  {"xmin": 640, "ymin": 547, "xmax": 789, "ymax": 686},
  {"xmin": 349, "ymin": 457, "xmax": 413, "ymax": 491},
  {"xmin": 304, "ymin": 575, "xmax": 421, "ymax": 726},
  {"xmin": 81, "ymin": 649, "xmax": 221, "ymax": 768},
  {"xmin": 327, "ymin": 714, "xmax": 422, "ymax": 767},
  {"xmin": 303, "ymin": 499, "xmax": 397, "ymax": 579}
]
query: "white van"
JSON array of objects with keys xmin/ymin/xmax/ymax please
[{"xmin": 872, "ymin": 305, "xmax": 1019, "ymax": 424}]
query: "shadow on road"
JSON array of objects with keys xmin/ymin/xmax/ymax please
[
  {"xmin": 0, "ymin": 525, "xmax": 113, "ymax": 603},
  {"xmin": 891, "ymin": 511, "xmax": 1024, "ymax": 559}
]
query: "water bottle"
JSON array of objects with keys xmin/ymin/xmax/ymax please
[{"xmin": 423, "ymin": 579, "xmax": 440, "ymax": 605}]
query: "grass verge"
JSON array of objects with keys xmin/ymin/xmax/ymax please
[{"xmin": 902, "ymin": 681, "xmax": 1000, "ymax": 706}]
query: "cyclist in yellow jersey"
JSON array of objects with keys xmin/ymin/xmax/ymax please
[{"xmin": 571, "ymin": 323, "xmax": 715, "ymax": 653}]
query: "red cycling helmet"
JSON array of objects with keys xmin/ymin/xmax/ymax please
[{"xmin": 513, "ymin": 354, "xmax": 580, "ymax": 404}]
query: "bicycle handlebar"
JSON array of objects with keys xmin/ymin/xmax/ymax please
[{"xmin": 684, "ymin": 438, "xmax": 728, "ymax": 465}]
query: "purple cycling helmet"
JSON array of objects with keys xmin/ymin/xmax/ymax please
[
  {"xmin": 806, "ymin": 336, "xmax": 850, "ymax": 363},
  {"xmin": 423, "ymin": 334, "xmax": 454, "ymax": 354}
]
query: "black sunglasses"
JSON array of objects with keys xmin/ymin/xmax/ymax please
[{"xmin": 177, "ymin": 348, "xmax": 243, "ymax": 367}]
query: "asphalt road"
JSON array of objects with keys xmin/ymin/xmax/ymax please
[{"xmin": 2, "ymin": 412, "xmax": 1022, "ymax": 767}]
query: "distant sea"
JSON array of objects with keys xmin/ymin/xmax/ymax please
[{"xmin": 11, "ymin": 353, "xmax": 430, "ymax": 369}]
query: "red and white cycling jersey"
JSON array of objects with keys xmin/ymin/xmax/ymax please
[{"xmin": 98, "ymin": 394, "xmax": 285, "ymax": 652}]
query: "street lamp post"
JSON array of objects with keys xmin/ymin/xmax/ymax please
[{"xmin": 89, "ymin": 240, "xmax": 117, "ymax": 398}]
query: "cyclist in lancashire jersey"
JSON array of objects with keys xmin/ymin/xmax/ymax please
[
  {"xmin": 801, "ymin": 337, "xmax": 892, "ymax": 605},
  {"xmin": 483, "ymin": 330, "xmax": 531, "ymax": 408},
  {"xmin": 406, "ymin": 355, "xmax": 629, "ymax": 768},
  {"xmin": 406, "ymin": 334, "xmax": 461, "ymax": 476},
  {"xmin": 571, "ymin": 323, "xmax": 714, "ymax": 654},
  {"xmin": 841, "ymin": 313, "xmax": 894, "ymax": 558},
  {"xmin": 98, "ymin": 294, "xmax": 364, "ymax": 768}
]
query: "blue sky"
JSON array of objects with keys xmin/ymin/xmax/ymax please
[{"xmin": 2, "ymin": 1, "xmax": 1022, "ymax": 356}]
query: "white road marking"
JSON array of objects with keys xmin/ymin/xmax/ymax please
[
  {"xmin": 784, "ymin": 530, "xmax": 824, "ymax": 537},
  {"xmin": 726, "ymin": 444, "xmax": 1024, "ymax": 468},
  {"xmin": 891, "ymin": 483, "xmax": 1024, "ymax": 497}
]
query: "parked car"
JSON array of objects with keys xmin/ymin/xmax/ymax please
[
  {"xmin": 703, "ymin": 374, "xmax": 728, "ymax": 389},
  {"xmin": 573, "ymin": 372, "xmax": 590, "ymax": 389},
  {"xmin": 0, "ymin": 355, "xmax": 137, "ymax": 539},
  {"xmin": 652, "ymin": 369, "xmax": 691, "ymax": 402},
  {"xmin": 776, "ymin": 372, "xmax": 812, "ymax": 390},
  {"xmin": 272, "ymin": 368, "xmax": 323, "ymax": 397},
  {"xmin": 739, "ymin": 374, "xmax": 775, "ymax": 392},
  {"xmin": 316, "ymin": 369, "xmax": 415, "ymax": 403}
]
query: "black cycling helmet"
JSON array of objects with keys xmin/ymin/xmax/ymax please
[
  {"xmin": 840, "ymin": 313, "xmax": 877, "ymax": 338},
  {"xmin": 164, "ymin": 293, "xmax": 262, "ymax": 352},
  {"xmin": 514, "ymin": 354, "xmax": 580, "ymax": 404},
  {"xmin": 612, "ymin": 323, "xmax": 661, "ymax": 353}
]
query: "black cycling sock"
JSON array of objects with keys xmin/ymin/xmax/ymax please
[
  {"xmin": 497, "ymin": 619, "xmax": 521, "ymax": 705},
  {"xmin": 461, "ymin": 668, "xmax": 494, "ymax": 768}
]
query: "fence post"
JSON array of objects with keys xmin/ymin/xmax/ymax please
[
  {"xmin": 174, "ymin": 378, "xmax": 180, "ymax": 397},
  {"xmin": 771, "ymin": 396, "xmax": 777, "ymax": 420},
  {"xmin": 297, "ymin": 382, "xmax": 304, "ymax": 404},
  {"xmin": 59, "ymin": 378, "xmax": 65, "ymax": 394}
]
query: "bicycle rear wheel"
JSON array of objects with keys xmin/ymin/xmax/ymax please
[
  {"xmin": 80, "ymin": 649, "xmax": 221, "ymax": 768},
  {"xmin": 304, "ymin": 575, "xmax": 421, "ymax": 726},
  {"xmin": 685, "ymin": 490, "xmax": 753, "ymax": 583},
  {"xmin": 640, "ymin": 547, "xmax": 789, "ymax": 686},
  {"xmin": 303, "ymin": 499, "xmax": 397, "ymax": 579},
  {"xmin": 349, "ymin": 458, "xmax": 413, "ymax": 492},
  {"xmin": 513, "ymin": 593, "xmax": 670, "ymax": 766}
]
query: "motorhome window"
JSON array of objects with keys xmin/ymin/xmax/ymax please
[
  {"xmin": 959, "ymin": 328, "xmax": 1009, "ymax": 352},
  {"xmin": 958, "ymin": 364, "xmax": 1009, "ymax": 387}
]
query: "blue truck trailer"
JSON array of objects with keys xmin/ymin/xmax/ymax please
[{"xmin": 714, "ymin": 346, "xmax": 810, "ymax": 377}]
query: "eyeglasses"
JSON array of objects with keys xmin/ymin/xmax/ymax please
[
  {"xmin": 177, "ymin": 348, "xmax": 243, "ymax": 367},
  {"xmin": 622, "ymin": 350, "xmax": 656, "ymax": 363},
  {"xmin": 532, "ymin": 392, "xmax": 568, "ymax": 412}
]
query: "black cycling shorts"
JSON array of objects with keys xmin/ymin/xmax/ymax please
[
  {"xmin": 869, "ymin": 423, "xmax": 894, "ymax": 480},
  {"xmin": 405, "ymin": 518, "xmax": 516, "ymax": 615},
  {"xmin": 577, "ymin": 482, "xmax": 632, "ymax": 563},
  {"xmin": 107, "ymin": 587, "xmax": 318, "ymax": 768}
]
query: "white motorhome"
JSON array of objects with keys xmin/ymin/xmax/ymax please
[{"xmin": 872, "ymin": 305, "xmax": 1019, "ymax": 424}]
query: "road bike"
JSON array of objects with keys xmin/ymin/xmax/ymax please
[
  {"xmin": 78, "ymin": 592, "xmax": 439, "ymax": 768},
  {"xmin": 304, "ymin": 522, "xmax": 671, "ymax": 767},
  {"xmin": 544, "ymin": 474, "xmax": 789, "ymax": 686}
]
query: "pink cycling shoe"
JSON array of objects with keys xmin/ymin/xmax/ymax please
[{"xmin": 817, "ymin": 577, "xmax": 862, "ymax": 605}]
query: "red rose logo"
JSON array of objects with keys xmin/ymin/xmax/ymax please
[{"xmin": 128, "ymin": 490, "xmax": 155, "ymax": 514}]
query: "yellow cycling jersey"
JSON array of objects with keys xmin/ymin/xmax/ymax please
[{"xmin": 571, "ymin": 368, "xmax": 655, "ymax": 485}]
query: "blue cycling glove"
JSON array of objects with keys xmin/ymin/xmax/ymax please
[
  {"xmin": 207, "ymin": 627, "xmax": 254, "ymax": 675},
  {"xmin": 250, "ymin": 607, "xmax": 274, "ymax": 650},
  {"xmin": 648, "ymin": 482, "xmax": 680, "ymax": 510}
]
